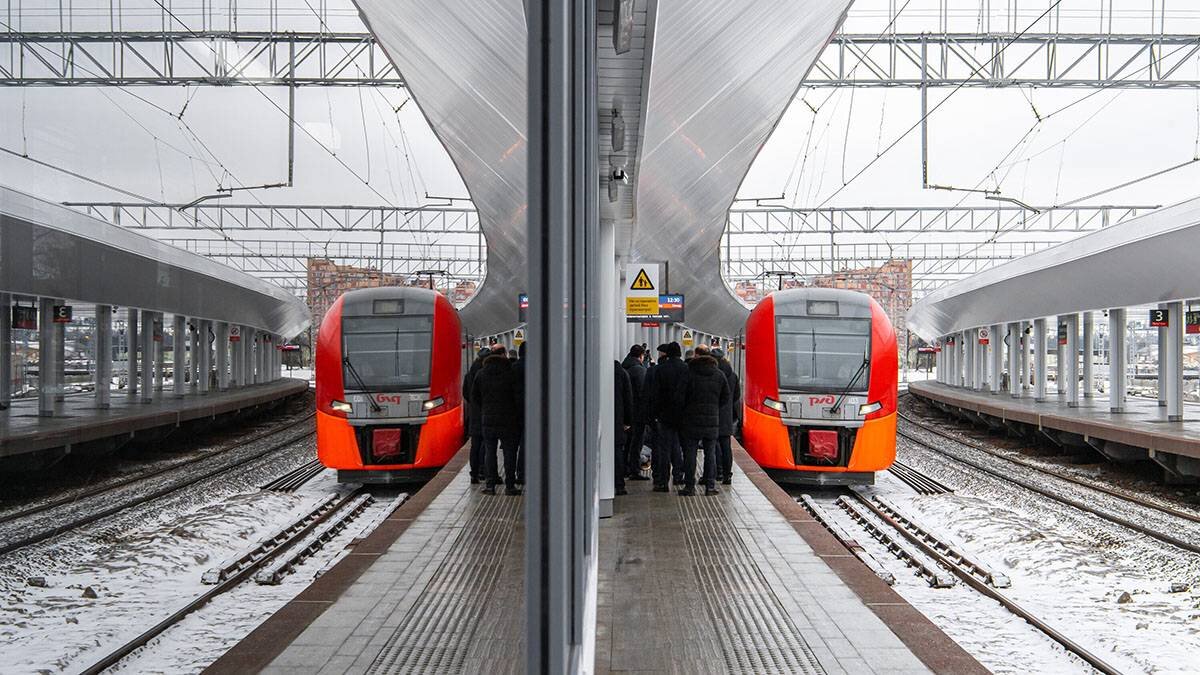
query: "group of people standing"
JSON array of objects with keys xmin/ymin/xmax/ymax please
[
  {"xmin": 615, "ymin": 341, "xmax": 741, "ymax": 497},
  {"xmin": 463, "ymin": 343, "xmax": 525, "ymax": 496}
]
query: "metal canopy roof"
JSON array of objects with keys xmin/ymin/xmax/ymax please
[
  {"xmin": 906, "ymin": 195, "xmax": 1200, "ymax": 341},
  {"xmin": 632, "ymin": 0, "xmax": 852, "ymax": 337},
  {"xmin": 352, "ymin": 0, "xmax": 526, "ymax": 336},
  {"xmin": 0, "ymin": 186, "xmax": 310, "ymax": 337}
]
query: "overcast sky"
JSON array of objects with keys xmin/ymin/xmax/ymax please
[{"xmin": 3, "ymin": 0, "xmax": 1200, "ymax": 236}]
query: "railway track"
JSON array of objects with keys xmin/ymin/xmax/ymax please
[
  {"xmin": 79, "ymin": 489, "xmax": 386, "ymax": 675},
  {"xmin": 805, "ymin": 489, "xmax": 1123, "ymax": 675},
  {"xmin": 897, "ymin": 411, "xmax": 1200, "ymax": 557},
  {"xmin": 0, "ymin": 423, "xmax": 317, "ymax": 558},
  {"xmin": 0, "ymin": 412, "xmax": 316, "ymax": 528},
  {"xmin": 261, "ymin": 458, "xmax": 325, "ymax": 493},
  {"xmin": 887, "ymin": 459, "xmax": 953, "ymax": 495}
]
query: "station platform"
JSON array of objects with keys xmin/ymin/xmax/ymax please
[
  {"xmin": 0, "ymin": 379, "xmax": 309, "ymax": 466},
  {"xmin": 910, "ymin": 380, "xmax": 1200, "ymax": 470},
  {"xmin": 210, "ymin": 443, "xmax": 982, "ymax": 674}
]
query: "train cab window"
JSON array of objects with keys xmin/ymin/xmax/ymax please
[
  {"xmin": 776, "ymin": 316, "xmax": 871, "ymax": 393},
  {"xmin": 342, "ymin": 315, "xmax": 434, "ymax": 391}
]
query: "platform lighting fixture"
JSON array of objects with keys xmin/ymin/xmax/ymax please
[
  {"xmin": 608, "ymin": 157, "xmax": 629, "ymax": 203},
  {"xmin": 612, "ymin": 0, "xmax": 634, "ymax": 54},
  {"xmin": 610, "ymin": 108, "xmax": 626, "ymax": 151}
]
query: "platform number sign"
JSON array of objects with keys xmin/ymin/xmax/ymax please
[
  {"xmin": 978, "ymin": 327, "xmax": 989, "ymax": 345},
  {"xmin": 1187, "ymin": 311, "xmax": 1200, "ymax": 335},
  {"xmin": 1150, "ymin": 309, "xmax": 1169, "ymax": 328},
  {"xmin": 52, "ymin": 305, "xmax": 73, "ymax": 323},
  {"xmin": 11, "ymin": 305, "xmax": 37, "ymax": 330}
]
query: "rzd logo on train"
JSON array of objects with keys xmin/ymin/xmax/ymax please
[
  {"xmin": 808, "ymin": 395, "xmax": 836, "ymax": 406},
  {"xmin": 375, "ymin": 394, "xmax": 405, "ymax": 404}
]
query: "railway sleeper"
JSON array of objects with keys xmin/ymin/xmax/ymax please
[
  {"xmin": 202, "ymin": 494, "xmax": 340, "ymax": 584},
  {"xmin": 799, "ymin": 495, "xmax": 895, "ymax": 586},
  {"xmin": 835, "ymin": 496, "xmax": 955, "ymax": 589},
  {"xmin": 255, "ymin": 493, "xmax": 375, "ymax": 585}
]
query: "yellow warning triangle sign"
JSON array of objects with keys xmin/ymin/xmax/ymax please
[{"xmin": 630, "ymin": 268, "xmax": 655, "ymax": 291}]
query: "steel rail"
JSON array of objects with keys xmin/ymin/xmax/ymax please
[
  {"xmin": 255, "ymin": 493, "xmax": 378, "ymax": 585},
  {"xmin": 899, "ymin": 407, "xmax": 1200, "ymax": 525},
  {"xmin": 799, "ymin": 495, "xmax": 895, "ymax": 585},
  {"xmin": 851, "ymin": 492, "xmax": 1123, "ymax": 675},
  {"xmin": 0, "ymin": 427, "xmax": 316, "ymax": 557},
  {"xmin": 260, "ymin": 458, "xmax": 324, "ymax": 492},
  {"xmin": 0, "ymin": 412, "xmax": 315, "ymax": 527},
  {"xmin": 79, "ymin": 489, "xmax": 365, "ymax": 675},
  {"xmin": 835, "ymin": 496, "xmax": 955, "ymax": 588}
]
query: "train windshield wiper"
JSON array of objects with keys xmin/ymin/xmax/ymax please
[
  {"xmin": 343, "ymin": 355, "xmax": 383, "ymax": 412},
  {"xmin": 830, "ymin": 354, "xmax": 869, "ymax": 415}
]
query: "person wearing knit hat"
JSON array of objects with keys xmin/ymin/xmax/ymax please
[{"xmin": 651, "ymin": 340, "xmax": 688, "ymax": 490}]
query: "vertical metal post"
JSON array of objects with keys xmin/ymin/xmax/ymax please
[
  {"xmin": 140, "ymin": 309, "xmax": 153, "ymax": 402},
  {"xmin": 1055, "ymin": 316, "xmax": 1065, "ymax": 398},
  {"xmin": 126, "ymin": 307, "xmax": 139, "ymax": 401},
  {"xmin": 173, "ymin": 315, "xmax": 186, "ymax": 398},
  {"xmin": 154, "ymin": 313, "xmax": 165, "ymax": 392},
  {"xmin": 217, "ymin": 322, "xmax": 229, "ymax": 390},
  {"xmin": 0, "ymin": 293, "xmax": 11, "ymax": 409},
  {"xmin": 1034, "ymin": 318, "xmax": 1047, "ymax": 402},
  {"xmin": 198, "ymin": 320, "xmax": 211, "ymax": 394},
  {"xmin": 38, "ymin": 298, "xmax": 55, "ymax": 416},
  {"xmin": 964, "ymin": 330, "xmax": 974, "ymax": 389},
  {"xmin": 1007, "ymin": 322, "xmax": 1020, "ymax": 397},
  {"xmin": 1066, "ymin": 313, "xmax": 1080, "ymax": 408},
  {"xmin": 990, "ymin": 323, "xmax": 1002, "ymax": 394},
  {"xmin": 1081, "ymin": 311, "xmax": 1094, "ymax": 398},
  {"xmin": 1109, "ymin": 308, "xmax": 1126, "ymax": 413},
  {"xmin": 189, "ymin": 321, "xmax": 200, "ymax": 391},
  {"xmin": 54, "ymin": 302, "xmax": 65, "ymax": 407},
  {"xmin": 1020, "ymin": 321, "xmax": 1030, "ymax": 393},
  {"xmin": 95, "ymin": 305, "xmax": 112, "ymax": 409},
  {"xmin": 1166, "ymin": 300, "xmax": 1184, "ymax": 422},
  {"xmin": 248, "ymin": 329, "xmax": 258, "ymax": 384}
]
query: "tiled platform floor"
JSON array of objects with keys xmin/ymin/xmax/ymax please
[
  {"xmin": 0, "ymin": 379, "xmax": 308, "ymax": 459},
  {"xmin": 911, "ymin": 379, "xmax": 1200, "ymax": 460}
]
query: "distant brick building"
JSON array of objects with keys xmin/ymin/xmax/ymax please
[
  {"xmin": 305, "ymin": 258, "xmax": 476, "ymax": 330},
  {"xmin": 808, "ymin": 259, "xmax": 913, "ymax": 341}
]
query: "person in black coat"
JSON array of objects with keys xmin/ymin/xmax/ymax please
[
  {"xmin": 620, "ymin": 345, "xmax": 649, "ymax": 481},
  {"xmin": 712, "ymin": 348, "xmax": 741, "ymax": 485},
  {"xmin": 462, "ymin": 347, "xmax": 490, "ymax": 483},
  {"xmin": 652, "ymin": 342, "xmax": 689, "ymax": 491},
  {"xmin": 614, "ymin": 360, "xmax": 632, "ymax": 495},
  {"xmin": 471, "ymin": 347, "xmax": 523, "ymax": 495},
  {"xmin": 679, "ymin": 350, "xmax": 729, "ymax": 495},
  {"xmin": 513, "ymin": 340, "xmax": 526, "ymax": 484}
]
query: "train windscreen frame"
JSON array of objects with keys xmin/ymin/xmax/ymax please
[
  {"xmin": 776, "ymin": 315, "xmax": 872, "ymax": 393},
  {"xmin": 341, "ymin": 314, "xmax": 434, "ymax": 391}
]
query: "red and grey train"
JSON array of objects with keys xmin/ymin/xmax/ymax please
[
  {"xmin": 741, "ymin": 288, "xmax": 898, "ymax": 485},
  {"xmin": 315, "ymin": 287, "xmax": 464, "ymax": 483}
]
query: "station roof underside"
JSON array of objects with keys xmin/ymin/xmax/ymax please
[
  {"xmin": 0, "ymin": 186, "xmax": 311, "ymax": 337},
  {"xmin": 906, "ymin": 195, "xmax": 1200, "ymax": 340}
]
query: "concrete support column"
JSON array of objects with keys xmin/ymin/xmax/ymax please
[
  {"xmin": 95, "ymin": 305, "xmax": 112, "ymax": 409},
  {"xmin": 189, "ymin": 320, "xmax": 200, "ymax": 391},
  {"xmin": 1065, "ymin": 313, "xmax": 1080, "ymax": 408},
  {"xmin": 1008, "ymin": 322, "xmax": 1020, "ymax": 397},
  {"xmin": 1109, "ymin": 308, "xmax": 1127, "ymax": 413},
  {"xmin": 1034, "ymin": 318, "xmax": 1047, "ymax": 402},
  {"xmin": 173, "ymin": 315, "xmax": 186, "ymax": 398},
  {"xmin": 977, "ymin": 330, "xmax": 987, "ymax": 390},
  {"xmin": 0, "ymin": 293, "xmax": 10, "ymax": 409},
  {"xmin": 198, "ymin": 320, "xmax": 211, "ymax": 394},
  {"xmin": 1020, "ymin": 322, "xmax": 1031, "ymax": 393},
  {"xmin": 1054, "ymin": 317, "xmax": 1065, "ymax": 398},
  {"xmin": 140, "ymin": 309, "xmax": 153, "ymax": 402},
  {"xmin": 54, "ymin": 302, "xmax": 65, "ymax": 404},
  {"xmin": 216, "ymin": 322, "xmax": 229, "ymax": 390},
  {"xmin": 990, "ymin": 324, "xmax": 1003, "ymax": 394},
  {"xmin": 153, "ymin": 313, "xmax": 165, "ymax": 392},
  {"xmin": 38, "ymin": 297, "xmax": 55, "ymax": 416},
  {"xmin": 1158, "ymin": 303, "xmax": 1167, "ymax": 407},
  {"xmin": 1166, "ymin": 300, "xmax": 1184, "ymax": 422},
  {"xmin": 247, "ymin": 329, "xmax": 258, "ymax": 384},
  {"xmin": 126, "ymin": 307, "xmax": 139, "ymax": 401},
  {"xmin": 964, "ymin": 330, "xmax": 975, "ymax": 389},
  {"xmin": 1081, "ymin": 311, "xmax": 1094, "ymax": 398}
]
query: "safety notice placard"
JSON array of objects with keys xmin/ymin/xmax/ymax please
[{"xmin": 625, "ymin": 263, "xmax": 661, "ymax": 322}]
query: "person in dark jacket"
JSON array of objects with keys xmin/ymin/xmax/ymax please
[
  {"xmin": 652, "ymin": 342, "xmax": 688, "ymax": 491},
  {"xmin": 471, "ymin": 346, "xmax": 523, "ymax": 495},
  {"xmin": 614, "ymin": 360, "xmax": 632, "ymax": 495},
  {"xmin": 462, "ymin": 347, "xmax": 490, "ymax": 483},
  {"xmin": 712, "ymin": 348, "xmax": 741, "ymax": 485},
  {"xmin": 620, "ymin": 345, "xmax": 649, "ymax": 481},
  {"xmin": 679, "ymin": 350, "xmax": 729, "ymax": 495},
  {"xmin": 513, "ymin": 340, "xmax": 526, "ymax": 484}
]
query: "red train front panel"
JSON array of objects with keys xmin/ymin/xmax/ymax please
[
  {"xmin": 315, "ymin": 287, "xmax": 464, "ymax": 483},
  {"xmin": 742, "ymin": 288, "xmax": 897, "ymax": 485}
]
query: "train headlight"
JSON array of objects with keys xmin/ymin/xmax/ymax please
[
  {"xmin": 762, "ymin": 397, "xmax": 787, "ymax": 413},
  {"xmin": 858, "ymin": 401, "xmax": 882, "ymax": 415},
  {"xmin": 331, "ymin": 400, "xmax": 353, "ymax": 414},
  {"xmin": 423, "ymin": 396, "xmax": 446, "ymax": 411}
]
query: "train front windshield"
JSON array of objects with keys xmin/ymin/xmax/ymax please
[
  {"xmin": 342, "ymin": 315, "xmax": 433, "ymax": 391},
  {"xmin": 776, "ymin": 316, "xmax": 871, "ymax": 393}
]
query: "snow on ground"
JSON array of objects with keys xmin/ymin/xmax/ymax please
[
  {"xmin": 884, "ymin": 429, "xmax": 1200, "ymax": 674},
  {"xmin": 0, "ymin": 438, "xmax": 324, "ymax": 673}
]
